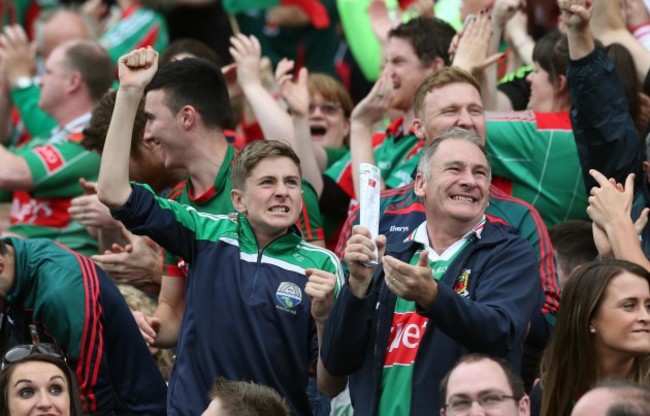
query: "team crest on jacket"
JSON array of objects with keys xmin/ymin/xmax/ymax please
[
  {"xmin": 453, "ymin": 269, "xmax": 471, "ymax": 297},
  {"xmin": 276, "ymin": 282, "xmax": 302, "ymax": 311}
]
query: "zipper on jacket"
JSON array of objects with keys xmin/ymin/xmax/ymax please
[{"xmin": 248, "ymin": 248, "xmax": 264, "ymax": 300}]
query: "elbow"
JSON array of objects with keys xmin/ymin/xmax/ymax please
[
  {"xmin": 318, "ymin": 378, "xmax": 347, "ymax": 398},
  {"xmin": 96, "ymin": 184, "xmax": 129, "ymax": 209}
]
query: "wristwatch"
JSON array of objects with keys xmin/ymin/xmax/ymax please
[{"xmin": 13, "ymin": 76, "xmax": 33, "ymax": 89}]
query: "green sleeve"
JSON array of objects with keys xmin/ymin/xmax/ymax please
[
  {"xmin": 336, "ymin": 0, "xmax": 382, "ymax": 81},
  {"xmin": 17, "ymin": 141, "xmax": 100, "ymax": 197},
  {"xmin": 300, "ymin": 180, "xmax": 324, "ymax": 242},
  {"xmin": 10, "ymin": 85, "xmax": 57, "ymax": 139}
]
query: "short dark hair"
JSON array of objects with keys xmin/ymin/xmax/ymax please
[
  {"xmin": 231, "ymin": 140, "xmax": 301, "ymax": 190},
  {"xmin": 532, "ymin": 30, "xmax": 569, "ymax": 88},
  {"xmin": 82, "ymin": 90, "xmax": 145, "ymax": 157},
  {"xmin": 388, "ymin": 17, "xmax": 456, "ymax": 67},
  {"xmin": 0, "ymin": 353, "xmax": 84, "ymax": 416},
  {"xmin": 548, "ymin": 220, "xmax": 598, "ymax": 279},
  {"xmin": 63, "ymin": 40, "xmax": 114, "ymax": 102},
  {"xmin": 208, "ymin": 378, "xmax": 291, "ymax": 416},
  {"xmin": 439, "ymin": 354, "xmax": 526, "ymax": 404},
  {"xmin": 159, "ymin": 38, "xmax": 222, "ymax": 67},
  {"xmin": 145, "ymin": 57, "xmax": 231, "ymax": 130},
  {"xmin": 0, "ymin": 239, "xmax": 6, "ymax": 256}
]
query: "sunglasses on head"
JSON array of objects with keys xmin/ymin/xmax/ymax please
[{"xmin": 2, "ymin": 343, "xmax": 65, "ymax": 369}]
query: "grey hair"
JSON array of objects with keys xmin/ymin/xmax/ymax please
[{"xmin": 416, "ymin": 127, "xmax": 491, "ymax": 182}]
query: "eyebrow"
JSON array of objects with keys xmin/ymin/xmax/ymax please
[
  {"xmin": 14, "ymin": 375, "xmax": 65, "ymax": 388},
  {"xmin": 449, "ymin": 389, "xmax": 510, "ymax": 399}
]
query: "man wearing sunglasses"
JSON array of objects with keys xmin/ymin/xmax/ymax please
[{"xmin": 0, "ymin": 236, "xmax": 168, "ymax": 414}]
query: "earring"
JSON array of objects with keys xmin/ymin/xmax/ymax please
[{"xmin": 589, "ymin": 328, "xmax": 596, "ymax": 334}]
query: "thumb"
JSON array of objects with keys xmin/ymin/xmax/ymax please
[
  {"xmin": 634, "ymin": 208, "xmax": 649, "ymax": 235},
  {"xmin": 297, "ymin": 66, "xmax": 308, "ymax": 87},
  {"xmin": 625, "ymin": 172, "xmax": 636, "ymax": 195},
  {"xmin": 149, "ymin": 317, "xmax": 161, "ymax": 332},
  {"xmin": 120, "ymin": 225, "xmax": 135, "ymax": 242},
  {"xmin": 79, "ymin": 177, "xmax": 98, "ymax": 195},
  {"xmin": 479, "ymin": 53, "xmax": 504, "ymax": 71},
  {"xmin": 417, "ymin": 250, "xmax": 429, "ymax": 267}
]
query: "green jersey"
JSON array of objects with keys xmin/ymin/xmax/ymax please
[
  {"xmin": 9, "ymin": 114, "xmax": 100, "ymax": 256},
  {"xmin": 486, "ymin": 110, "xmax": 588, "ymax": 227}
]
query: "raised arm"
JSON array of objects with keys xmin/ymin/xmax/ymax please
[
  {"xmin": 97, "ymin": 47, "xmax": 158, "ymax": 209},
  {"xmin": 564, "ymin": 0, "xmax": 643, "ymax": 190},
  {"xmin": 229, "ymin": 34, "xmax": 294, "ymax": 142},
  {"xmin": 591, "ymin": 0, "xmax": 650, "ymax": 83},
  {"xmin": 275, "ymin": 64, "xmax": 325, "ymax": 195}
]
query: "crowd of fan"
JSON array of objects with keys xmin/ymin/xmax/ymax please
[{"xmin": 0, "ymin": 0, "xmax": 650, "ymax": 415}]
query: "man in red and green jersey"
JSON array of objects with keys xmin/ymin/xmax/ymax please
[
  {"xmin": 0, "ymin": 40, "xmax": 114, "ymax": 256},
  {"xmin": 321, "ymin": 17, "xmax": 456, "ymax": 209}
]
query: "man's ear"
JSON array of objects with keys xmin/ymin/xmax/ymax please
[
  {"xmin": 67, "ymin": 70, "xmax": 82, "ymax": 94},
  {"xmin": 179, "ymin": 105, "xmax": 196, "ymax": 129},
  {"xmin": 0, "ymin": 255, "xmax": 5, "ymax": 276},
  {"xmin": 414, "ymin": 171, "xmax": 427, "ymax": 198},
  {"xmin": 412, "ymin": 118, "xmax": 426, "ymax": 140},
  {"xmin": 430, "ymin": 56, "xmax": 445, "ymax": 72},
  {"xmin": 230, "ymin": 189, "xmax": 247, "ymax": 214},
  {"xmin": 518, "ymin": 395, "xmax": 531, "ymax": 416}
]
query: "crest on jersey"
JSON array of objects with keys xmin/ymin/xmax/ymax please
[
  {"xmin": 453, "ymin": 269, "xmax": 471, "ymax": 297},
  {"xmin": 276, "ymin": 282, "xmax": 302, "ymax": 309}
]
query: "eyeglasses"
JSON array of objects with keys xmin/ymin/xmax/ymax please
[
  {"xmin": 308, "ymin": 102, "xmax": 341, "ymax": 116},
  {"xmin": 2, "ymin": 343, "xmax": 66, "ymax": 369},
  {"xmin": 445, "ymin": 393, "xmax": 517, "ymax": 414}
]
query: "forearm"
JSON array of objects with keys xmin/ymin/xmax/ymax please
[
  {"xmin": 567, "ymin": 26, "xmax": 596, "ymax": 60},
  {"xmin": 604, "ymin": 214, "xmax": 650, "ymax": 269},
  {"xmin": 0, "ymin": 144, "xmax": 32, "ymax": 189},
  {"xmin": 240, "ymin": 82, "xmax": 293, "ymax": 142},
  {"xmin": 591, "ymin": 0, "xmax": 650, "ymax": 82},
  {"xmin": 97, "ymin": 87, "xmax": 142, "ymax": 208},
  {"xmin": 152, "ymin": 295, "xmax": 184, "ymax": 348},
  {"xmin": 350, "ymin": 121, "xmax": 378, "ymax": 199},
  {"xmin": 293, "ymin": 115, "xmax": 324, "ymax": 195},
  {"xmin": 316, "ymin": 322, "xmax": 347, "ymax": 397}
]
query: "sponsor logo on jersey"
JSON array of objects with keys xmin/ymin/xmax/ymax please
[
  {"xmin": 384, "ymin": 312, "xmax": 428, "ymax": 367},
  {"xmin": 389, "ymin": 225, "xmax": 409, "ymax": 232},
  {"xmin": 11, "ymin": 191, "xmax": 71, "ymax": 227},
  {"xmin": 34, "ymin": 145, "xmax": 64, "ymax": 174},
  {"xmin": 276, "ymin": 282, "xmax": 302, "ymax": 313},
  {"xmin": 453, "ymin": 268, "xmax": 471, "ymax": 297}
]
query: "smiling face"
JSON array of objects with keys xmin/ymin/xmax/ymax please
[
  {"xmin": 591, "ymin": 271, "xmax": 650, "ymax": 360},
  {"xmin": 7, "ymin": 361, "xmax": 71, "ymax": 416},
  {"xmin": 231, "ymin": 156, "xmax": 303, "ymax": 248},
  {"xmin": 309, "ymin": 92, "xmax": 349, "ymax": 148},
  {"xmin": 143, "ymin": 89, "xmax": 187, "ymax": 170},
  {"xmin": 414, "ymin": 82, "xmax": 486, "ymax": 145},
  {"xmin": 415, "ymin": 138, "xmax": 490, "ymax": 228},
  {"xmin": 383, "ymin": 37, "xmax": 437, "ymax": 112}
]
